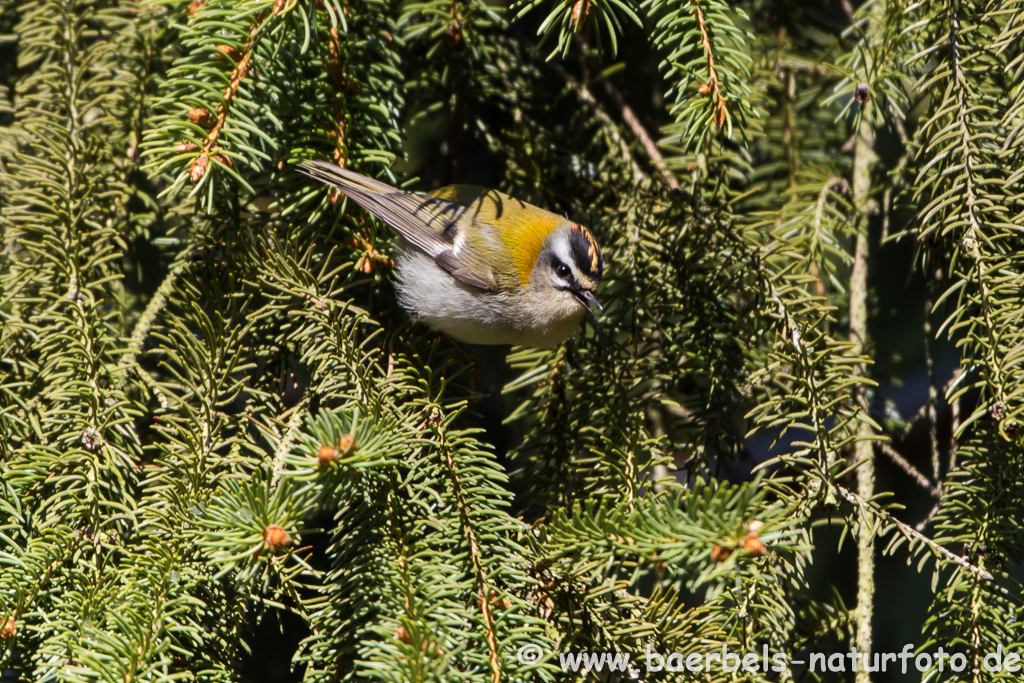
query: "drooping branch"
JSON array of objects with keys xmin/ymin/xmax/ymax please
[
  {"xmin": 190, "ymin": 10, "xmax": 272, "ymax": 181},
  {"xmin": 690, "ymin": 0, "xmax": 729, "ymax": 127}
]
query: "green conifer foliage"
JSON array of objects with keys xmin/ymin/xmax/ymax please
[{"xmin": 2, "ymin": 0, "xmax": 1023, "ymax": 681}]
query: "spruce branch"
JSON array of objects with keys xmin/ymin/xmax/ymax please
[
  {"xmin": 512, "ymin": 0, "xmax": 642, "ymax": 58},
  {"xmin": 117, "ymin": 247, "xmax": 196, "ymax": 405},
  {"xmin": 552, "ymin": 62, "xmax": 646, "ymax": 185},
  {"xmin": 838, "ymin": 485, "xmax": 993, "ymax": 582},
  {"xmin": 597, "ymin": 77, "xmax": 680, "ymax": 191},
  {"xmin": 190, "ymin": 9, "xmax": 269, "ymax": 183},
  {"xmin": 5, "ymin": 0, "xmax": 1024, "ymax": 679},
  {"xmin": 436, "ymin": 421, "xmax": 502, "ymax": 683},
  {"xmin": 689, "ymin": 0, "xmax": 729, "ymax": 129},
  {"xmin": 644, "ymin": 0, "xmax": 755, "ymax": 151},
  {"xmin": 850, "ymin": 62, "xmax": 877, "ymax": 683}
]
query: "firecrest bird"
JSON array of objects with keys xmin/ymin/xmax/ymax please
[{"xmin": 297, "ymin": 161, "xmax": 603, "ymax": 347}]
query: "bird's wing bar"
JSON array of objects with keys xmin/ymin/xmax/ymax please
[{"xmin": 297, "ymin": 161, "xmax": 496, "ymax": 290}]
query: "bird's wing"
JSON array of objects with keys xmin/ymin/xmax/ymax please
[{"xmin": 297, "ymin": 161, "xmax": 497, "ymax": 290}]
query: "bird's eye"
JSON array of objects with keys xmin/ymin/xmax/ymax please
[{"xmin": 555, "ymin": 263, "xmax": 571, "ymax": 279}]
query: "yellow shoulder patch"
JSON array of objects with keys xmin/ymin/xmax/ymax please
[{"xmin": 430, "ymin": 184, "xmax": 567, "ymax": 287}]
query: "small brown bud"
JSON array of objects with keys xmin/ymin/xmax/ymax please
[
  {"xmin": 360, "ymin": 257, "xmax": 374, "ymax": 274},
  {"xmin": 742, "ymin": 537, "xmax": 767, "ymax": 555},
  {"xmin": 339, "ymin": 433, "xmax": 356, "ymax": 456},
  {"xmin": 1, "ymin": 617, "xmax": 15, "ymax": 640},
  {"xmin": 1000, "ymin": 419, "xmax": 1020, "ymax": 440},
  {"xmin": 571, "ymin": 0, "xmax": 590, "ymax": 28},
  {"xmin": 272, "ymin": 0, "xmax": 287, "ymax": 14},
  {"xmin": 212, "ymin": 153, "xmax": 232, "ymax": 168},
  {"xmin": 713, "ymin": 104, "xmax": 727, "ymax": 128},
  {"xmin": 476, "ymin": 590, "xmax": 511, "ymax": 610},
  {"xmin": 262, "ymin": 524, "xmax": 291, "ymax": 552},
  {"xmin": 697, "ymin": 82, "xmax": 713, "ymax": 97},
  {"xmin": 854, "ymin": 83, "xmax": 871, "ymax": 105},
  {"xmin": 187, "ymin": 107, "xmax": 214, "ymax": 130},
  {"xmin": 710, "ymin": 544, "xmax": 732, "ymax": 562},
  {"xmin": 215, "ymin": 44, "xmax": 240, "ymax": 62},
  {"xmin": 317, "ymin": 445, "xmax": 338, "ymax": 466},
  {"xmin": 190, "ymin": 155, "xmax": 209, "ymax": 182},
  {"xmin": 991, "ymin": 402, "xmax": 1008, "ymax": 420},
  {"xmin": 175, "ymin": 141, "xmax": 200, "ymax": 153},
  {"xmin": 188, "ymin": 0, "xmax": 205, "ymax": 15},
  {"xmin": 395, "ymin": 625, "xmax": 411, "ymax": 644}
]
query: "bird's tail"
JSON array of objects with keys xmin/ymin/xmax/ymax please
[
  {"xmin": 296, "ymin": 160, "xmax": 457, "ymax": 266},
  {"xmin": 296, "ymin": 160, "xmax": 425, "ymax": 243},
  {"xmin": 295, "ymin": 160, "xmax": 397, "ymax": 199}
]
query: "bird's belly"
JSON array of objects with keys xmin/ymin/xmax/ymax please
[{"xmin": 393, "ymin": 247, "xmax": 584, "ymax": 347}]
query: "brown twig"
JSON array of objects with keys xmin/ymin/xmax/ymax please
[
  {"xmin": 449, "ymin": 94, "xmax": 464, "ymax": 183},
  {"xmin": 564, "ymin": 36, "xmax": 679, "ymax": 190},
  {"xmin": 552, "ymin": 63, "xmax": 645, "ymax": 184},
  {"xmin": 839, "ymin": 486, "xmax": 993, "ymax": 581},
  {"xmin": 691, "ymin": 0, "xmax": 729, "ymax": 127},
  {"xmin": 899, "ymin": 367, "xmax": 964, "ymax": 438},
  {"xmin": 437, "ymin": 426, "xmax": 501, "ymax": 683},
  {"xmin": 326, "ymin": 26, "xmax": 349, "ymax": 169},
  {"xmin": 190, "ymin": 13, "xmax": 267, "ymax": 181},
  {"xmin": 877, "ymin": 443, "xmax": 938, "ymax": 496},
  {"xmin": 599, "ymin": 80, "xmax": 679, "ymax": 191},
  {"xmin": 881, "ymin": 114, "xmax": 913, "ymax": 241}
]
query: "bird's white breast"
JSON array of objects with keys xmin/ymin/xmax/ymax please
[{"xmin": 392, "ymin": 242, "xmax": 585, "ymax": 347}]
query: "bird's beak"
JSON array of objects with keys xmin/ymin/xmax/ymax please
[{"xmin": 573, "ymin": 289, "xmax": 603, "ymax": 315}]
